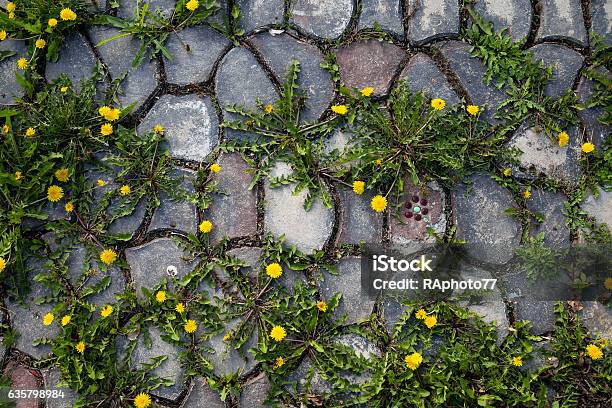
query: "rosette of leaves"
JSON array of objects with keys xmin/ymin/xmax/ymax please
[{"xmin": 222, "ymin": 60, "xmax": 345, "ymax": 210}]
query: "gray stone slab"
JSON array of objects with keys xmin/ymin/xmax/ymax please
[
  {"xmin": 45, "ymin": 32, "xmax": 98, "ymax": 90},
  {"xmin": 42, "ymin": 367, "xmax": 78, "ymax": 408},
  {"xmin": 438, "ymin": 41, "xmax": 508, "ymax": 122},
  {"xmin": 237, "ymin": 0, "xmax": 285, "ymax": 32},
  {"xmin": 125, "ymin": 238, "xmax": 196, "ymax": 299},
  {"xmin": 138, "ymin": 94, "xmax": 219, "ymax": 162},
  {"xmin": 264, "ymin": 162, "xmax": 334, "ymax": 254},
  {"xmin": 149, "ymin": 168, "xmax": 198, "ymax": 233},
  {"xmin": 250, "ymin": 33, "xmax": 333, "ymax": 122},
  {"xmin": 107, "ymin": 196, "xmax": 148, "ymax": 237},
  {"xmin": 337, "ymin": 40, "xmax": 405, "ymax": 97},
  {"xmin": 399, "ymin": 53, "xmax": 460, "ymax": 105},
  {"xmin": 88, "ymin": 26, "xmax": 159, "ymax": 110},
  {"xmin": 452, "ymin": 173, "xmax": 521, "ymax": 265},
  {"xmin": 503, "ymin": 272, "xmax": 556, "ymax": 334},
  {"xmin": 536, "ymin": 0, "xmax": 588, "ymax": 46},
  {"xmin": 577, "ymin": 68, "xmax": 611, "ymax": 149},
  {"xmin": 591, "ymin": 0, "xmax": 612, "ymax": 43},
  {"xmin": 358, "ymin": 0, "xmax": 404, "ymax": 37},
  {"xmin": 507, "ymin": 122, "xmax": 581, "ymax": 184},
  {"xmin": 285, "ymin": 356, "xmax": 331, "ymax": 395},
  {"xmin": 206, "ymin": 318, "xmax": 258, "ymax": 376},
  {"xmin": 526, "ymin": 190, "xmax": 570, "ymax": 247},
  {"xmin": 320, "ymin": 257, "xmax": 375, "ymax": 324},
  {"xmin": 181, "ymin": 378, "xmax": 224, "ymax": 408},
  {"xmin": 215, "ymin": 47, "xmax": 278, "ymax": 141},
  {"xmin": 208, "ymin": 153, "xmax": 258, "ymax": 242},
  {"xmin": 581, "ymin": 187, "xmax": 612, "ymax": 230},
  {"xmin": 579, "ymin": 301, "xmax": 611, "ymax": 341},
  {"xmin": 474, "ymin": 0, "xmax": 532, "ymax": 41},
  {"xmin": 240, "ymin": 373, "xmax": 271, "ymax": 408},
  {"xmin": 529, "ymin": 44, "xmax": 584, "ymax": 98},
  {"xmin": 164, "ymin": 25, "xmax": 231, "ymax": 85},
  {"xmin": 290, "ymin": 0, "xmax": 353, "ymax": 39},
  {"xmin": 0, "ymin": 39, "xmax": 27, "ymax": 105},
  {"xmin": 408, "ymin": 0, "xmax": 460, "ymax": 44},
  {"xmin": 337, "ymin": 187, "xmax": 383, "ymax": 245},
  {"xmin": 118, "ymin": 0, "xmax": 175, "ymax": 18}
]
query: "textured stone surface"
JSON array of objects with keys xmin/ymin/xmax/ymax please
[
  {"xmin": 529, "ymin": 44, "xmax": 584, "ymax": 98},
  {"xmin": 408, "ymin": 0, "xmax": 460, "ymax": 44},
  {"xmin": 504, "ymin": 272, "xmax": 557, "ymax": 335},
  {"xmin": 337, "ymin": 187, "xmax": 383, "ymax": 244},
  {"xmin": 399, "ymin": 53, "xmax": 460, "ymax": 105},
  {"xmin": 358, "ymin": 0, "xmax": 404, "ymax": 37},
  {"xmin": 320, "ymin": 257, "xmax": 375, "ymax": 324},
  {"xmin": 291, "ymin": 0, "xmax": 353, "ymax": 39},
  {"xmin": 264, "ymin": 162, "xmax": 335, "ymax": 253},
  {"xmin": 0, "ymin": 39, "xmax": 27, "ymax": 104},
  {"xmin": 118, "ymin": 0, "xmax": 175, "ymax": 18},
  {"xmin": 138, "ymin": 94, "xmax": 219, "ymax": 162},
  {"xmin": 149, "ymin": 169, "xmax": 198, "ymax": 233},
  {"xmin": 337, "ymin": 40, "xmax": 405, "ymax": 96},
  {"xmin": 536, "ymin": 0, "xmax": 588, "ymax": 46},
  {"xmin": 215, "ymin": 47, "xmax": 278, "ymax": 141},
  {"xmin": 438, "ymin": 41, "xmax": 507, "ymax": 122},
  {"xmin": 286, "ymin": 357, "xmax": 331, "ymax": 395},
  {"xmin": 474, "ymin": 0, "xmax": 532, "ymax": 41},
  {"xmin": 42, "ymin": 367, "xmax": 78, "ymax": 408},
  {"xmin": 125, "ymin": 238, "xmax": 196, "ymax": 298},
  {"xmin": 591, "ymin": 0, "xmax": 612, "ymax": 43},
  {"xmin": 526, "ymin": 190, "xmax": 570, "ymax": 247},
  {"xmin": 46, "ymin": 32, "xmax": 98, "ymax": 89},
  {"xmin": 164, "ymin": 25, "xmax": 230, "ymax": 85},
  {"xmin": 581, "ymin": 188, "xmax": 612, "ymax": 229},
  {"xmin": 206, "ymin": 318, "xmax": 259, "ymax": 376},
  {"xmin": 238, "ymin": 0, "xmax": 285, "ymax": 32},
  {"xmin": 240, "ymin": 373, "xmax": 272, "ymax": 408},
  {"xmin": 452, "ymin": 173, "xmax": 521, "ymax": 264},
  {"xmin": 508, "ymin": 122, "xmax": 581, "ymax": 184},
  {"xmin": 182, "ymin": 378, "xmax": 224, "ymax": 408},
  {"xmin": 577, "ymin": 68, "xmax": 611, "ymax": 149},
  {"xmin": 88, "ymin": 26, "xmax": 159, "ymax": 110},
  {"xmin": 107, "ymin": 196, "xmax": 148, "ymax": 237},
  {"xmin": 250, "ymin": 33, "xmax": 333, "ymax": 121},
  {"xmin": 579, "ymin": 301, "xmax": 612, "ymax": 341},
  {"xmin": 3, "ymin": 361, "xmax": 41, "ymax": 408},
  {"xmin": 208, "ymin": 153, "xmax": 258, "ymax": 242}
]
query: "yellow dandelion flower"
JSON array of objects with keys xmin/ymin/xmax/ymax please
[
  {"xmin": 270, "ymin": 325, "xmax": 286, "ymax": 342},
  {"xmin": 2, "ymin": 124, "xmax": 8, "ymax": 133},
  {"xmin": 0, "ymin": 30, "xmax": 7, "ymax": 41},
  {"xmin": 133, "ymin": 392, "xmax": 151, "ymax": 408},
  {"xmin": 581, "ymin": 142, "xmax": 595, "ymax": 153},
  {"xmin": 512, "ymin": 356, "xmax": 523, "ymax": 367},
  {"xmin": 0, "ymin": 257, "xmax": 6, "ymax": 274},
  {"xmin": 266, "ymin": 263, "xmax": 283, "ymax": 279},
  {"xmin": 60, "ymin": 8, "xmax": 77, "ymax": 21},
  {"xmin": 153, "ymin": 124, "xmax": 164, "ymax": 134},
  {"xmin": 586, "ymin": 344, "xmax": 603, "ymax": 360},
  {"xmin": 405, "ymin": 352, "xmax": 423, "ymax": 370},
  {"xmin": 503, "ymin": 168, "xmax": 512, "ymax": 177},
  {"xmin": 360, "ymin": 87, "xmax": 374, "ymax": 97},
  {"xmin": 431, "ymin": 98, "xmax": 446, "ymax": 110},
  {"xmin": 523, "ymin": 190, "xmax": 531, "ymax": 199},
  {"xmin": 99, "ymin": 106, "xmax": 120, "ymax": 122},
  {"xmin": 25, "ymin": 127, "xmax": 35, "ymax": 137},
  {"xmin": 210, "ymin": 163, "xmax": 221, "ymax": 173},
  {"xmin": 75, "ymin": 341, "xmax": 85, "ymax": 353},
  {"xmin": 274, "ymin": 356, "xmax": 285, "ymax": 369},
  {"xmin": 175, "ymin": 303, "xmax": 185, "ymax": 313},
  {"xmin": 15, "ymin": 171, "xmax": 22, "ymax": 181},
  {"xmin": 371, "ymin": 195, "xmax": 387, "ymax": 212},
  {"xmin": 100, "ymin": 249, "xmax": 117, "ymax": 265},
  {"xmin": 186, "ymin": 0, "xmax": 199, "ymax": 11},
  {"xmin": 558, "ymin": 131, "xmax": 569, "ymax": 147},
  {"xmin": 120, "ymin": 185, "xmax": 131, "ymax": 196},
  {"xmin": 65, "ymin": 202, "xmax": 74, "ymax": 213},
  {"xmin": 155, "ymin": 291, "xmax": 167, "ymax": 303},
  {"xmin": 43, "ymin": 312, "xmax": 54, "ymax": 326},
  {"xmin": 101, "ymin": 305, "xmax": 113, "ymax": 318},
  {"xmin": 60, "ymin": 86, "xmax": 69, "ymax": 93},
  {"xmin": 424, "ymin": 315, "xmax": 437, "ymax": 328},
  {"xmin": 331, "ymin": 105, "xmax": 348, "ymax": 115},
  {"xmin": 199, "ymin": 220, "xmax": 213, "ymax": 233},
  {"xmin": 316, "ymin": 301, "xmax": 327, "ymax": 312},
  {"xmin": 61, "ymin": 315, "xmax": 71, "ymax": 326},
  {"xmin": 184, "ymin": 319, "xmax": 197, "ymax": 333},
  {"xmin": 35, "ymin": 38, "xmax": 46, "ymax": 49},
  {"xmin": 55, "ymin": 168, "xmax": 69, "ymax": 182},
  {"xmin": 375, "ymin": 159, "xmax": 382, "ymax": 166},
  {"xmin": 264, "ymin": 104, "xmax": 274, "ymax": 114},
  {"xmin": 48, "ymin": 18, "xmax": 58, "ymax": 27},
  {"xmin": 97, "ymin": 179, "xmax": 106, "ymax": 187},
  {"xmin": 466, "ymin": 105, "xmax": 479, "ymax": 116},
  {"xmin": 415, "ymin": 309, "xmax": 427, "ymax": 320},
  {"xmin": 100, "ymin": 123, "xmax": 113, "ymax": 136},
  {"xmin": 6, "ymin": 2, "xmax": 16, "ymax": 13},
  {"xmin": 47, "ymin": 185, "xmax": 64, "ymax": 202},
  {"xmin": 353, "ymin": 180, "xmax": 365, "ymax": 195},
  {"xmin": 8, "ymin": 12, "xmax": 14, "ymax": 19},
  {"xmin": 223, "ymin": 332, "xmax": 232, "ymax": 342}
]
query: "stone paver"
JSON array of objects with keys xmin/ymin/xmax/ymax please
[
  {"xmin": 290, "ymin": 0, "xmax": 353, "ymax": 39},
  {"xmin": 0, "ymin": 39, "xmax": 27, "ymax": 105},
  {"xmin": 536, "ymin": 0, "xmax": 588, "ymax": 46},
  {"xmin": 264, "ymin": 162, "xmax": 335, "ymax": 254},
  {"xmin": 125, "ymin": 238, "xmax": 196, "ymax": 299},
  {"xmin": 208, "ymin": 153, "xmax": 259, "ymax": 242},
  {"xmin": 508, "ymin": 122, "xmax": 581, "ymax": 184},
  {"xmin": 337, "ymin": 187, "xmax": 383, "ymax": 245},
  {"xmin": 45, "ymin": 32, "xmax": 98, "ymax": 90},
  {"xmin": 337, "ymin": 40, "xmax": 406, "ymax": 96},
  {"xmin": 358, "ymin": 0, "xmax": 404, "ymax": 37},
  {"xmin": 528, "ymin": 44, "xmax": 584, "ymax": 98},
  {"xmin": 107, "ymin": 196, "xmax": 148, "ymax": 237},
  {"xmin": 118, "ymin": 0, "xmax": 175, "ymax": 19},
  {"xmin": 526, "ymin": 190, "xmax": 570, "ymax": 247},
  {"xmin": 579, "ymin": 301, "xmax": 612, "ymax": 341},
  {"xmin": 399, "ymin": 53, "xmax": 460, "ymax": 105},
  {"xmin": 149, "ymin": 169, "xmax": 198, "ymax": 233},
  {"xmin": 438, "ymin": 41, "xmax": 508, "ymax": 122},
  {"xmin": 503, "ymin": 272, "xmax": 557, "ymax": 335},
  {"xmin": 138, "ymin": 94, "xmax": 220, "ymax": 162},
  {"xmin": 250, "ymin": 33, "xmax": 334, "ymax": 121},
  {"xmin": 237, "ymin": 0, "xmax": 285, "ymax": 32},
  {"xmin": 408, "ymin": 0, "xmax": 460, "ymax": 44},
  {"xmin": 164, "ymin": 25, "xmax": 231, "ymax": 86},
  {"xmin": 206, "ymin": 318, "xmax": 259, "ymax": 376},
  {"xmin": 240, "ymin": 373, "xmax": 271, "ymax": 408},
  {"xmin": 452, "ymin": 173, "xmax": 521, "ymax": 265},
  {"xmin": 286, "ymin": 356, "xmax": 331, "ymax": 395},
  {"xmin": 581, "ymin": 188, "xmax": 612, "ymax": 230},
  {"xmin": 577, "ymin": 68, "xmax": 611, "ymax": 149},
  {"xmin": 42, "ymin": 367, "xmax": 78, "ymax": 408},
  {"xmin": 215, "ymin": 47, "xmax": 278, "ymax": 141},
  {"xmin": 181, "ymin": 378, "xmax": 224, "ymax": 408},
  {"xmin": 3, "ymin": 361, "xmax": 41, "ymax": 408},
  {"xmin": 590, "ymin": 0, "xmax": 612, "ymax": 43},
  {"xmin": 474, "ymin": 0, "xmax": 532, "ymax": 41}
]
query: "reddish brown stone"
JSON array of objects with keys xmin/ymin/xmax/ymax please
[
  {"xmin": 390, "ymin": 180, "xmax": 444, "ymax": 242},
  {"xmin": 3, "ymin": 361, "xmax": 41, "ymax": 408},
  {"xmin": 337, "ymin": 40, "xmax": 406, "ymax": 96}
]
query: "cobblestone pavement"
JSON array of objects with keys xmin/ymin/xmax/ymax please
[{"xmin": 1, "ymin": 1, "xmax": 611, "ymax": 407}]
